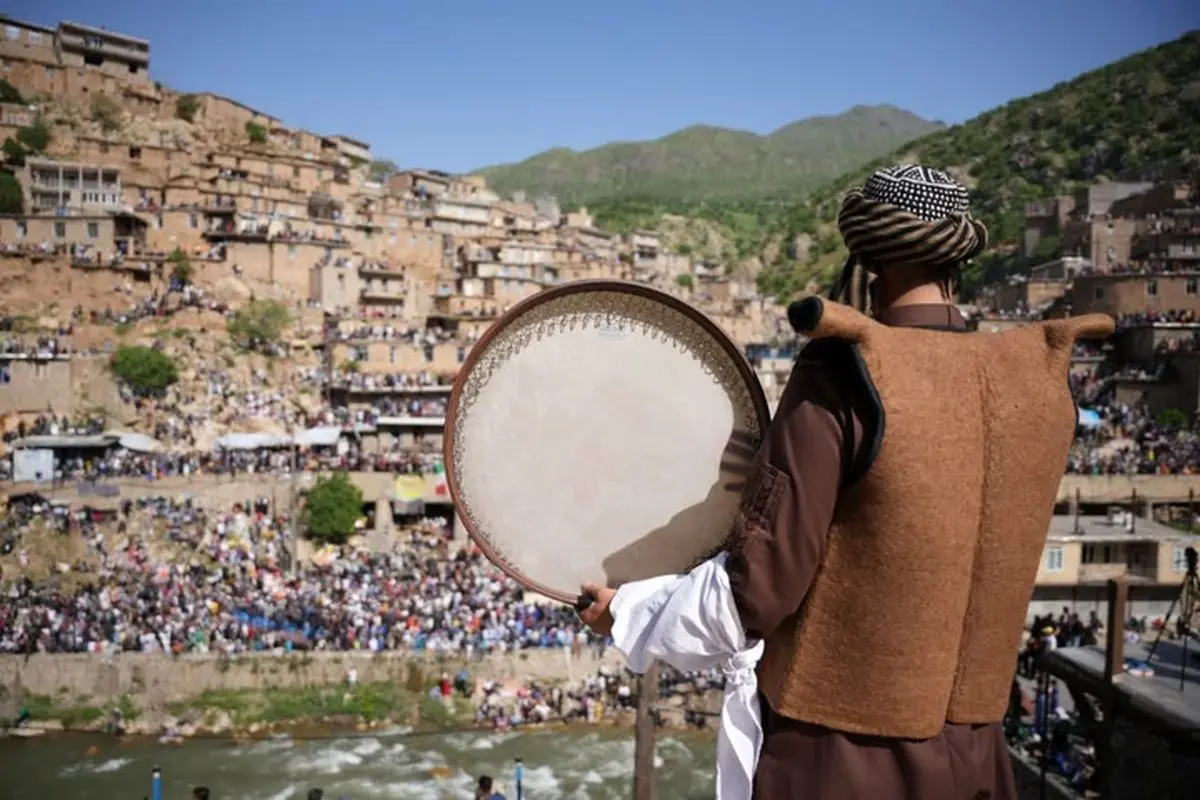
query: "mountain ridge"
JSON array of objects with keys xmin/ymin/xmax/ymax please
[{"xmin": 474, "ymin": 104, "xmax": 944, "ymax": 205}]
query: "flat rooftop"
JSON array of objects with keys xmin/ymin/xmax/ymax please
[
  {"xmin": 1047, "ymin": 641, "xmax": 1200, "ymax": 733},
  {"xmin": 1048, "ymin": 515, "xmax": 1191, "ymax": 543}
]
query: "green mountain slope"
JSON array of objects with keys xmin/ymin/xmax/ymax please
[
  {"xmin": 475, "ymin": 105, "xmax": 943, "ymax": 207},
  {"xmin": 758, "ymin": 31, "xmax": 1200, "ymax": 300}
]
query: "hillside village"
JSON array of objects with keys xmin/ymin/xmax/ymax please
[
  {"xmin": 4, "ymin": 15, "xmax": 1200, "ymax": 795},
  {"xmin": 0, "ymin": 15, "xmax": 795, "ymax": 462}
]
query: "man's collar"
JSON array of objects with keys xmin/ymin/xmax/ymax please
[{"xmin": 874, "ymin": 303, "xmax": 966, "ymax": 331}]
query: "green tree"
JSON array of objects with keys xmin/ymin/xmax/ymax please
[
  {"xmin": 16, "ymin": 123, "xmax": 49, "ymax": 154},
  {"xmin": 227, "ymin": 298, "xmax": 291, "ymax": 350},
  {"xmin": 110, "ymin": 345, "xmax": 179, "ymax": 397},
  {"xmin": 91, "ymin": 95, "xmax": 122, "ymax": 132},
  {"xmin": 2, "ymin": 138, "xmax": 25, "ymax": 167},
  {"xmin": 175, "ymin": 94, "xmax": 200, "ymax": 123},
  {"xmin": 0, "ymin": 79, "xmax": 24, "ymax": 104},
  {"xmin": 167, "ymin": 247, "xmax": 193, "ymax": 285},
  {"xmin": 245, "ymin": 121, "xmax": 267, "ymax": 145},
  {"xmin": 1155, "ymin": 408, "xmax": 1189, "ymax": 429},
  {"xmin": 367, "ymin": 159, "xmax": 399, "ymax": 182},
  {"xmin": 304, "ymin": 473, "xmax": 363, "ymax": 543},
  {"xmin": 675, "ymin": 273, "xmax": 695, "ymax": 290},
  {"xmin": 0, "ymin": 171, "xmax": 23, "ymax": 214}
]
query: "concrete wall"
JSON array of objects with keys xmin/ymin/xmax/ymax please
[
  {"xmin": 10, "ymin": 471, "xmax": 1200, "ymax": 514},
  {"xmin": 0, "ymin": 648, "xmax": 624, "ymax": 706},
  {"xmin": 0, "ymin": 358, "xmax": 72, "ymax": 415}
]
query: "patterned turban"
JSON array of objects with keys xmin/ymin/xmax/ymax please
[
  {"xmin": 826, "ymin": 164, "xmax": 989, "ymax": 308},
  {"xmin": 838, "ymin": 164, "xmax": 988, "ymax": 268}
]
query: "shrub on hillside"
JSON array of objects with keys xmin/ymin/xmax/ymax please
[
  {"xmin": 0, "ymin": 79, "xmax": 23, "ymax": 104},
  {"xmin": 167, "ymin": 247, "xmax": 193, "ymax": 285},
  {"xmin": 304, "ymin": 473, "xmax": 363, "ymax": 544},
  {"xmin": 16, "ymin": 122, "xmax": 49, "ymax": 154},
  {"xmin": 245, "ymin": 121, "xmax": 267, "ymax": 145},
  {"xmin": 0, "ymin": 171, "xmax": 23, "ymax": 214},
  {"xmin": 2, "ymin": 138, "xmax": 25, "ymax": 167},
  {"xmin": 175, "ymin": 94, "xmax": 200, "ymax": 123},
  {"xmin": 227, "ymin": 299, "xmax": 290, "ymax": 351},
  {"xmin": 91, "ymin": 94, "xmax": 122, "ymax": 132},
  {"xmin": 110, "ymin": 345, "xmax": 179, "ymax": 397},
  {"xmin": 675, "ymin": 273, "xmax": 694, "ymax": 290}
]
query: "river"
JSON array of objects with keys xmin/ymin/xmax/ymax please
[{"xmin": 0, "ymin": 727, "xmax": 717, "ymax": 800}]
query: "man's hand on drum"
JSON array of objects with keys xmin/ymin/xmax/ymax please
[{"xmin": 578, "ymin": 582, "xmax": 616, "ymax": 636}]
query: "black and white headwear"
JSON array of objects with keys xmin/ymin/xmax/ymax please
[{"xmin": 826, "ymin": 164, "xmax": 988, "ymax": 306}]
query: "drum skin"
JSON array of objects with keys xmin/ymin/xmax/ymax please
[{"xmin": 444, "ymin": 280, "xmax": 771, "ymax": 604}]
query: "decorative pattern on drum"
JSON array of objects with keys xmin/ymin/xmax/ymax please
[{"xmin": 446, "ymin": 284, "xmax": 771, "ymax": 604}]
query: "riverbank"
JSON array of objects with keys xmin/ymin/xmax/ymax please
[
  {"xmin": 0, "ymin": 648, "xmax": 624, "ymax": 706},
  {"xmin": 3, "ymin": 666, "xmax": 720, "ymax": 743},
  {"xmin": 4, "ymin": 678, "xmax": 477, "ymax": 740}
]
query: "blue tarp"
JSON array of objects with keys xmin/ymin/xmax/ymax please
[{"xmin": 1078, "ymin": 407, "xmax": 1103, "ymax": 429}]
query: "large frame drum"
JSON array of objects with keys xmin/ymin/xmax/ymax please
[{"xmin": 444, "ymin": 280, "xmax": 771, "ymax": 603}]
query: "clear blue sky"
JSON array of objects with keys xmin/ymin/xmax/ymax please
[{"xmin": 8, "ymin": 0, "xmax": 1198, "ymax": 173}]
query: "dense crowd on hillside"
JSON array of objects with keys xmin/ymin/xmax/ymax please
[
  {"xmin": 1115, "ymin": 309, "xmax": 1199, "ymax": 328},
  {"xmin": 1066, "ymin": 403, "xmax": 1200, "ymax": 475},
  {"xmin": 0, "ymin": 506, "xmax": 588, "ymax": 656}
]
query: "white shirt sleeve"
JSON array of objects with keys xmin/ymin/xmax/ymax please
[{"xmin": 609, "ymin": 552, "xmax": 764, "ymax": 800}]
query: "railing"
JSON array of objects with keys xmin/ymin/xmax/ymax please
[{"xmin": 1030, "ymin": 578, "xmax": 1200, "ymax": 798}]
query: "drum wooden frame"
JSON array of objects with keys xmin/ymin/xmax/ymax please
[{"xmin": 443, "ymin": 280, "xmax": 771, "ymax": 603}]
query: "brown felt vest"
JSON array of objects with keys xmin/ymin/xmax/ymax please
[{"xmin": 757, "ymin": 300, "xmax": 1114, "ymax": 739}]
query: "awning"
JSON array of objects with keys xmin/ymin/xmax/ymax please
[
  {"xmin": 293, "ymin": 426, "xmax": 342, "ymax": 447},
  {"xmin": 215, "ymin": 433, "xmax": 293, "ymax": 450},
  {"xmin": 9, "ymin": 434, "xmax": 118, "ymax": 449},
  {"xmin": 214, "ymin": 427, "xmax": 343, "ymax": 450},
  {"xmin": 111, "ymin": 431, "xmax": 163, "ymax": 453}
]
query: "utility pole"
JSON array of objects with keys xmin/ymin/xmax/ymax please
[
  {"xmin": 633, "ymin": 660, "xmax": 659, "ymax": 800},
  {"xmin": 287, "ymin": 432, "xmax": 299, "ymax": 576}
]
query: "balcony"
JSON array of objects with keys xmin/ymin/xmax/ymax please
[
  {"xmin": 1167, "ymin": 243, "xmax": 1200, "ymax": 261},
  {"xmin": 1077, "ymin": 563, "xmax": 1159, "ymax": 583},
  {"xmin": 59, "ymin": 33, "xmax": 150, "ymax": 66},
  {"xmin": 360, "ymin": 285, "xmax": 406, "ymax": 303}
]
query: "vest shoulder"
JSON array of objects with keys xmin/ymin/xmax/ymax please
[{"xmin": 798, "ymin": 337, "xmax": 857, "ymax": 367}]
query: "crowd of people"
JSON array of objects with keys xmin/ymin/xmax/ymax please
[
  {"xmin": 1066, "ymin": 403, "xmax": 1200, "ymax": 475},
  {"xmin": 0, "ymin": 507, "xmax": 590, "ymax": 657},
  {"xmin": 1115, "ymin": 308, "xmax": 1199, "ymax": 328}
]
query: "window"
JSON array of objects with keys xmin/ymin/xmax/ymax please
[
  {"xmin": 53, "ymin": 222, "xmax": 66, "ymax": 238},
  {"xmin": 99, "ymin": 142, "xmax": 109, "ymax": 154},
  {"xmin": 353, "ymin": 345, "xmax": 368, "ymax": 361},
  {"xmin": 0, "ymin": 59, "xmax": 10, "ymax": 72},
  {"xmin": 44, "ymin": 66, "xmax": 53, "ymax": 81},
  {"xmin": 1174, "ymin": 546, "xmax": 1189, "ymax": 572},
  {"xmin": 86, "ymin": 222, "xmax": 99, "ymax": 239},
  {"xmin": 389, "ymin": 346, "xmax": 396, "ymax": 364},
  {"xmin": 29, "ymin": 31, "xmax": 41, "ymax": 44},
  {"xmin": 129, "ymin": 147, "xmax": 142, "ymax": 160},
  {"xmin": 189, "ymin": 214, "xmax": 198, "ymax": 230},
  {"xmin": 287, "ymin": 245, "xmax": 296, "ymax": 259},
  {"xmin": 15, "ymin": 221, "xmax": 27, "ymax": 239},
  {"xmin": 293, "ymin": 166, "xmax": 300, "ymax": 178},
  {"xmin": 1188, "ymin": 279, "xmax": 1197, "ymax": 296},
  {"xmin": 1094, "ymin": 286, "xmax": 1106, "ymax": 300},
  {"xmin": 1044, "ymin": 546, "xmax": 1064, "ymax": 573},
  {"xmin": 5, "ymin": 26, "xmax": 19, "ymax": 41},
  {"xmin": 1146, "ymin": 280, "xmax": 1158, "ymax": 297}
]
